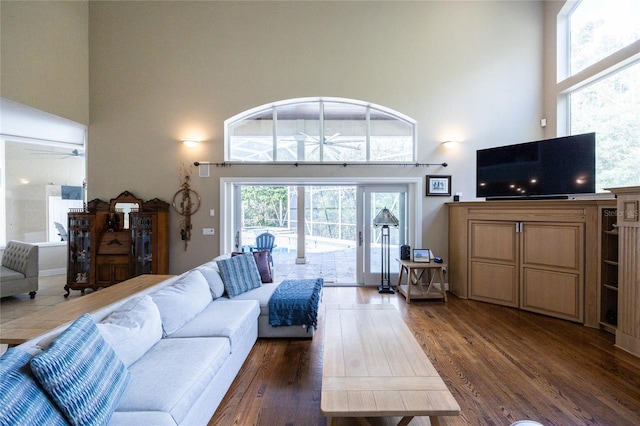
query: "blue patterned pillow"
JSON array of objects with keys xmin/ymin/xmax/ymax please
[
  {"xmin": 30, "ymin": 314, "xmax": 131, "ymax": 426},
  {"xmin": 0, "ymin": 348, "xmax": 67, "ymax": 426},
  {"xmin": 217, "ymin": 252, "xmax": 262, "ymax": 297}
]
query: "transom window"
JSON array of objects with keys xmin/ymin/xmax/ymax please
[
  {"xmin": 225, "ymin": 98, "xmax": 416, "ymax": 163},
  {"xmin": 568, "ymin": 0, "xmax": 640, "ymax": 76},
  {"xmin": 558, "ymin": 0, "xmax": 640, "ymax": 192}
]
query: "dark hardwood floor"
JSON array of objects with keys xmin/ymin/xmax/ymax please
[{"xmin": 209, "ymin": 286, "xmax": 640, "ymax": 426}]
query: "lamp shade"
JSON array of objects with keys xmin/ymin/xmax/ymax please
[{"xmin": 373, "ymin": 208, "xmax": 399, "ymax": 227}]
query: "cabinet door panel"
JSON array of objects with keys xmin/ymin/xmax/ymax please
[
  {"xmin": 522, "ymin": 223, "xmax": 583, "ymax": 270},
  {"xmin": 470, "ymin": 222, "xmax": 517, "ymax": 262},
  {"xmin": 521, "ymin": 267, "xmax": 582, "ymax": 322},
  {"xmin": 470, "ymin": 262, "xmax": 518, "ymax": 307}
]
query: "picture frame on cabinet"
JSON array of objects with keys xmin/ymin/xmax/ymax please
[
  {"xmin": 413, "ymin": 249, "xmax": 431, "ymax": 263},
  {"xmin": 426, "ymin": 175, "xmax": 451, "ymax": 196}
]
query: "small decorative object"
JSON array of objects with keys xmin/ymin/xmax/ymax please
[
  {"xmin": 173, "ymin": 163, "xmax": 201, "ymax": 250},
  {"xmin": 400, "ymin": 245, "xmax": 411, "ymax": 260},
  {"xmin": 426, "ymin": 175, "xmax": 451, "ymax": 196},
  {"xmin": 413, "ymin": 249, "xmax": 431, "ymax": 263}
]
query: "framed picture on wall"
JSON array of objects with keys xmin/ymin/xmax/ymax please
[{"xmin": 426, "ymin": 175, "xmax": 451, "ymax": 196}]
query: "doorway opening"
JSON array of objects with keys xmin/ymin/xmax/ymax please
[{"xmin": 221, "ymin": 178, "xmax": 422, "ymax": 287}]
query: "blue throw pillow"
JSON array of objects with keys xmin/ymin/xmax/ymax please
[
  {"xmin": 30, "ymin": 314, "xmax": 131, "ymax": 426},
  {"xmin": 217, "ymin": 252, "xmax": 262, "ymax": 297},
  {"xmin": 0, "ymin": 348, "xmax": 67, "ymax": 426}
]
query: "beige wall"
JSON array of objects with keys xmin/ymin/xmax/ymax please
[
  {"xmin": 0, "ymin": 1, "xmax": 89, "ymax": 124},
  {"xmin": 3, "ymin": 1, "xmax": 545, "ymax": 276},
  {"xmin": 88, "ymin": 0, "xmax": 544, "ymax": 274}
]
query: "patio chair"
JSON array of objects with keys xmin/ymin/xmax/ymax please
[{"xmin": 253, "ymin": 232, "xmax": 276, "ymax": 265}]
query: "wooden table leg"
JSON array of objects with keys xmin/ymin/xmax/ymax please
[
  {"xmin": 397, "ymin": 416, "xmax": 415, "ymax": 426},
  {"xmin": 437, "ymin": 267, "xmax": 447, "ymax": 301},
  {"xmin": 429, "ymin": 416, "xmax": 442, "ymax": 426}
]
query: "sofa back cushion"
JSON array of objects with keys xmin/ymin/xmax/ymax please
[
  {"xmin": 196, "ymin": 261, "xmax": 226, "ymax": 299},
  {"xmin": 0, "ymin": 348, "xmax": 67, "ymax": 425},
  {"xmin": 151, "ymin": 269, "xmax": 213, "ymax": 336},
  {"xmin": 29, "ymin": 314, "xmax": 131, "ymax": 426},
  {"xmin": 96, "ymin": 295, "xmax": 163, "ymax": 367},
  {"xmin": 217, "ymin": 252, "xmax": 262, "ymax": 298}
]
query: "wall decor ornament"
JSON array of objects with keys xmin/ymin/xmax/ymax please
[{"xmin": 173, "ymin": 163, "xmax": 201, "ymax": 250}]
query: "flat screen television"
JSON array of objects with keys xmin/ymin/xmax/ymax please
[{"xmin": 476, "ymin": 132, "xmax": 596, "ymax": 199}]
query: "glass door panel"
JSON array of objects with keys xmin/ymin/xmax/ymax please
[{"xmin": 361, "ymin": 187, "xmax": 407, "ymax": 286}]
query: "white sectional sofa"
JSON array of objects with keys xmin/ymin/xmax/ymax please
[{"xmin": 1, "ymin": 252, "xmax": 322, "ymax": 426}]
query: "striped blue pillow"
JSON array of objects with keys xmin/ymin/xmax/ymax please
[
  {"xmin": 0, "ymin": 348, "xmax": 67, "ymax": 426},
  {"xmin": 217, "ymin": 252, "xmax": 262, "ymax": 297},
  {"xmin": 30, "ymin": 314, "xmax": 131, "ymax": 426}
]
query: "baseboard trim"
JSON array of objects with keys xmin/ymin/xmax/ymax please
[{"xmin": 39, "ymin": 268, "xmax": 66, "ymax": 277}]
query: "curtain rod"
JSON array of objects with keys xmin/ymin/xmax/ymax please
[{"xmin": 193, "ymin": 161, "xmax": 447, "ymax": 168}]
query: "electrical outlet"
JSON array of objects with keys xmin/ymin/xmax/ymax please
[{"xmin": 202, "ymin": 228, "xmax": 215, "ymax": 236}]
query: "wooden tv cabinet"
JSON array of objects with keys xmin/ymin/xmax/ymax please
[{"xmin": 447, "ymin": 199, "xmax": 615, "ymax": 327}]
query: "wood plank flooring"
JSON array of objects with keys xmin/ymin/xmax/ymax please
[{"xmin": 210, "ymin": 287, "xmax": 640, "ymax": 426}]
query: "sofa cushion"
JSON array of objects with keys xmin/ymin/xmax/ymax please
[
  {"xmin": 29, "ymin": 314, "xmax": 131, "ymax": 426},
  {"xmin": 0, "ymin": 348, "xmax": 67, "ymax": 426},
  {"xmin": 217, "ymin": 253, "xmax": 262, "ymax": 297},
  {"xmin": 96, "ymin": 295, "xmax": 163, "ymax": 367},
  {"xmin": 116, "ymin": 337, "xmax": 230, "ymax": 424},
  {"xmin": 232, "ymin": 250, "xmax": 272, "ymax": 283},
  {"xmin": 196, "ymin": 261, "xmax": 225, "ymax": 299},
  {"xmin": 226, "ymin": 282, "xmax": 280, "ymax": 316},
  {"xmin": 151, "ymin": 269, "xmax": 213, "ymax": 336},
  {"xmin": 169, "ymin": 299, "xmax": 260, "ymax": 352}
]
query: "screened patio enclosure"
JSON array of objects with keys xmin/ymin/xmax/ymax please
[{"xmin": 237, "ymin": 184, "xmax": 408, "ymax": 286}]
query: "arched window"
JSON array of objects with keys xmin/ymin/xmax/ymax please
[{"xmin": 224, "ymin": 97, "xmax": 416, "ymax": 163}]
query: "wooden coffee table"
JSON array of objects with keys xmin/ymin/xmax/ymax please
[{"xmin": 321, "ymin": 305, "xmax": 460, "ymax": 426}]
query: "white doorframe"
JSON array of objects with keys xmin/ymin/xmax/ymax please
[{"xmin": 219, "ymin": 177, "xmax": 423, "ymax": 284}]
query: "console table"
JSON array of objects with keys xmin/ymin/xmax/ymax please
[
  {"xmin": 0, "ymin": 274, "xmax": 173, "ymax": 346},
  {"xmin": 395, "ymin": 259, "xmax": 447, "ymax": 303}
]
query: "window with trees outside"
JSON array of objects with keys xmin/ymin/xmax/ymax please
[
  {"xmin": 225, "ymin": 98, "xmax": 416, "ymax": 163},
  {"xmin": 560, "ymin": 0, "xmax": 640, "ymax": 192}
]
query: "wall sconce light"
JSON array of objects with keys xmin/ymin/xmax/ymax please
[
  {"xmin": 182, "ymin": 139, "xmax": 200, "ymax": 148},
  {"xmin": 442, "ymin": 140, "xmax": 460, "ymax": 148}
]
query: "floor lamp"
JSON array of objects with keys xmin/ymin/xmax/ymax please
[{"xmin": 373, "ymin": 207, "xmax": 399, "ymax": 294}]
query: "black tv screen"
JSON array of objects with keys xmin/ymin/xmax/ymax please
[{"xmin": 476, "ymin": 133, "xmax": 596, "ymax": 199}]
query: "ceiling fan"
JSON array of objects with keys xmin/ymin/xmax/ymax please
[
  {"xmin": 292, "ymin": 132, "xmax": 363, "ymax": 150},
  {"xmin": 28, "ymin": 148, "xmax": 85, "ymax": 159}
]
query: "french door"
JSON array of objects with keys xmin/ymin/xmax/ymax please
[
  {"xmin": 360, "ymin": 186, "xmax": 408, "ymax": 285},
  {"xmin": 225, "ymin": 180, "xmax": 415, "ymax": 286}
]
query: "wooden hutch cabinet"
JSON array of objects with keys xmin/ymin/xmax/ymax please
[{"xmin": 65, "ymin": 191, "xmax": 169, "ymax": 297}]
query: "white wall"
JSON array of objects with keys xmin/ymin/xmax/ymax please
[
  {"xmin": 0, "ymin": 1, "xmax": 89, "ymax": 125},
  {"xmin": 87, "ymin": 1, "xmax": 545, "ymax": 274}
]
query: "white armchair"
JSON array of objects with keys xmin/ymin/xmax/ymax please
[{"xmin": 1, "ymin": 240, "xmax": 39, "ymax": 299}]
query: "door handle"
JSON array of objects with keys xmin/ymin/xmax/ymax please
[{"xmin": 359, "ymin": 231, "xmax": 363, "ymax": 246}]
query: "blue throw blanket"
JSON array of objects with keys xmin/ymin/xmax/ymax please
[{"xmin": 269, "ymin": 278, "xmax": 323, "ymax": 330}]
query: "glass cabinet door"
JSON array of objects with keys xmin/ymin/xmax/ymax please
[
  {"xmin": 67, "ymin": 212, "xmax": 93, "ymax": 285},
  {"xmin": 131, "ymin": 213, "xmax": 154, "ymax": 276}
]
